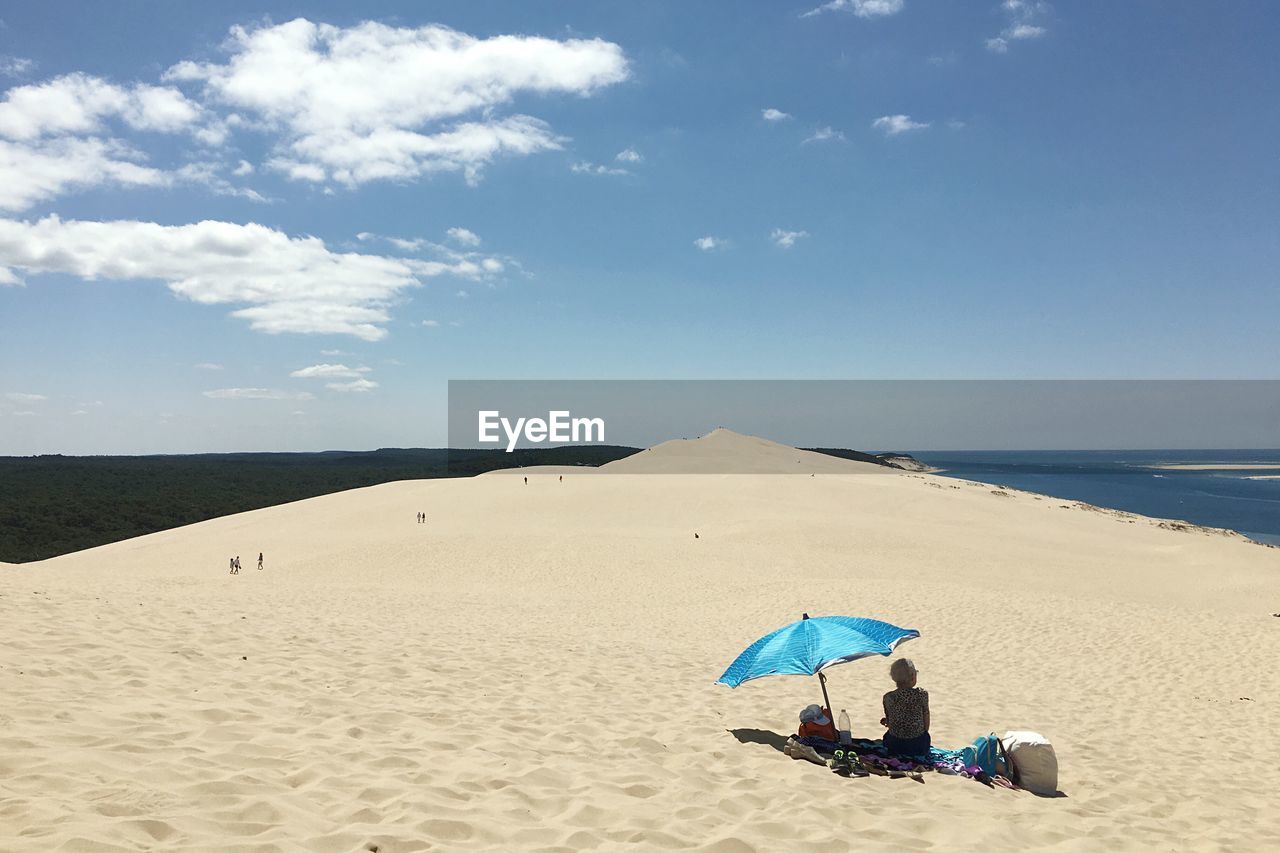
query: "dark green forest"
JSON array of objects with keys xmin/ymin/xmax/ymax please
[
  {"xmin": 0, "ymin": 446, "xmax": 909, "ymax": 563},
  {"xmin": 0, "ymin": 446, "xmax": 639, "ymax": 563}
]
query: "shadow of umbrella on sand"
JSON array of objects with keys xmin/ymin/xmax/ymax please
[{"xmin": 716, "ymin": 613, "xmax": 920, "ymax": 716}]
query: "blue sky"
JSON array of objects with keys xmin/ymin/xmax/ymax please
[{"xmin": 1, "ymin": 1, "xmax": 1277, "ymax": 453}]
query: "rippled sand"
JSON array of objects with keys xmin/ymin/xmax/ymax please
[{"xmin": 3, "ymin": 431, "xmax": 1279, "ymax": 851}]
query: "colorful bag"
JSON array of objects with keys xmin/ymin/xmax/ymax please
[
  {"xmin": 961, "ymin": 733, "xmax": 1011, "ymax": 778},
  {"xmin": 797, "ymin": 705, "xmax": 836, "ymax": 741}
]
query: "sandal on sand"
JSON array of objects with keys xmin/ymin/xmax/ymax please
[
  {"xmin": 829, "ymin": 749, "xmax": 871, "ymax": 778},
  {"xmin": 832, "ymin": 761, "xmax": 871, "ymax": 778},
  {"xmin": 786, "ymin": 741, "xmax": 827, "ymax": 767}
]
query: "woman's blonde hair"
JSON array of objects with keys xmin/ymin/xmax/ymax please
[{"xmin": 889, "ymin": 657, "xmax": 917, "ymax": 686}]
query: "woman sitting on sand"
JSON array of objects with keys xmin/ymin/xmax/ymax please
[{"xmin": 880, "ymin": 658, "xmax": 930, "ymax": 757}]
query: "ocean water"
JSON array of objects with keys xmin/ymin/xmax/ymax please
[{"xmin": 906, "ymin": 450, "xmax": 1280, "ymax": 546}]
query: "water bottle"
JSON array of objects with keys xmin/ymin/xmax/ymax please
[{"xmin": 837, "ymin": 709, "xmax": 852, "ymax": 745}]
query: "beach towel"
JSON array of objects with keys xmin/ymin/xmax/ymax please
[{"xmin": 799, "ymin": 736, "xmax": 979, "ymax": 779}]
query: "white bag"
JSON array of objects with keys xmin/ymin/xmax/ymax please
[{"xmin": 1001, "ymin": 730, "xmax": 1058, "ymax": 795}]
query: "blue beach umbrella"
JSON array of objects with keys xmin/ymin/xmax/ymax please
[{"xmin": 717, "ymin": 613, "xmax": 920, "ymax": 715}]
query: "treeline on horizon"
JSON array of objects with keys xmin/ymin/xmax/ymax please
[
  {"xmin": 0, "ymin": 446, "xmax": 639, "ymax": 563},
  {"xmin": 0, "ymin": 445, "xmax": 908, "ymax": 563}
]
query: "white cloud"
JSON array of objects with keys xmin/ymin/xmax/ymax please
[
  {"xmin": 947, "ymin": 119, "xmax": 967, "ymax": 130},
  {"xmin": 5, "ymin": 392, "xmax": 46, "ymax": 403},
  {"xmin": 0, "ymin": 132, "xmax": 263, "ymax": 213},
  {"xmin": 0, "ymin": 215, "xmax": 504, "ymax": 340},
  {"xmin": 357, "ymin": 229, "xmax": 510, "ymax": 277},
  {"xmin": 456, "ymin": 289, "xmax": 469, "ymax": 298},
  {"xmin": 320, "ymin": 349, "xmax": 349, "ymax": 356},
  {"xmin": 326, "ymin": 378, "xmax": 378, "ymax": 392},
  {"xmin": 203, "ymin": 387, "xmax": 314, "ymax": 400},
  {"xmin": 289, "ymin": 363, "xmax": 371, "ymax": 379},
  {"xmin": 194, "ymin": 362, "xmax": 223, "ymax": 370},
  {"xmin": 1003, "ymin": 0, "xmax": 1045, "ymax": 14},
  {"xmin": 802, "ymin": 0, "xmax": 904, "ymax": 19},
  {"xmin": 263, "ymin": 157, "xmax": 325, "ymax": 182},
  {"xmin": 0, "ymin": 56, "xmax": 34, "ymax": 78},
  {"xmin": 70, "ymin": 409, "xmax": 88, "ymax": 416},
  {"xmin": 12, "ymin": 410, "xmax": 37, "ymax": 416},
  {"xmin": 270, "ymin": 114, "xmax": 566, "ymax": 187},
  {"xmin": 571, "ymin": 160, "xmax": 628, "ymax": 176},
  {"xmin": 446, "ymin": 226, "xmax": 480, "ymax": 246},
  {"xmin": 615, "ymin": 147, "xmax": 643, "ymax": 163},
  {"xmin": 0, "ymin": 74, "xmax": 217, "ymax": 210},
  {"xmin": 770, "ymin": 228, "xmax": 809, "ymax": 249},
  {"xmin": 0, "ymin": 136, "xmax": 172, "ymax": 211},
  {"xmin": 173, "ymin": 161, "xmax": 270, "ymax": 203},
  {"xmin": 872, "ymin": 114, "xmax": 930, "ymax": 135},
  {"xmin": 448, "ymin": 320, "xmax": 462, "ymax": 327},
  {"xmin": 987, "ymin": 1, "xmax": 1050, "ymax": 52},
  {"xmin": 693, "ymin": 236, "xmax": 726, "ymax": 251},
  {"xmin": 232, "ymin": 159, "xmax": 254, "ymax": 176},
  {"xmin": 421, "ymin": 319, "xmax": 440, "ymax": 327},
  {"xmin": 386, "ymin": 236, "xmax": 426, "ymax": 252},
  {"xmin": 0, "ymin": 73, "xmax": 204, "ymax": 140},
  {"xmin": 803, "ymin": 126, "xmax": 846, "ymax": 144},
  {"xmin": 761, "ymin": 108, "xmax": 791, "ymax": 122},
  {"xmin": 166, "ymin": 19, "xmax": 629, "ymax": 188}
]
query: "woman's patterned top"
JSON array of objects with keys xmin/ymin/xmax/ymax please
[{"xmin": 883, "ymin": 687, "xmax": 929, "ymax": 739}]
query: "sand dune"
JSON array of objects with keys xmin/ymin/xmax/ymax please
[
  {"xmin": 489, "ymin": 427, "xmax": 894, "ymax": 476},
  {"xmin": 3, "ymin": 430, "xmax": 1279, "ymax": 851},
  {"xmin": 599, "ymin": 428, "xmax": 894, "ymax": 474}
]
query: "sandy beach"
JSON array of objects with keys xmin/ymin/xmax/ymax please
[{"xmin": 3, "ymin": 430, "xmax": 1279, "ymax": 851}]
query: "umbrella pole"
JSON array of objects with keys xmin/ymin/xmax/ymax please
[{"xmin": 818, "ymin": 671, "xmax": 833, "ymax": 715}]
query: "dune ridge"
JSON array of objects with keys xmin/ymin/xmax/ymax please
[
  {"xmin": 3, "ymin": 430, "xmax": 1279, "ymax": 850},
  {"xmin": 485, "ymin": 427, "xmax": 895, "ymax": 476}
]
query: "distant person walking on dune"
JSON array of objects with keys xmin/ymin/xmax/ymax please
[
  {"xmin": 234, "ymin": 555, "xmax": 242, "ymax": 573},
  {"xmin": 229, "ymin": 557, "xmax": 237, "ymax": 575},
  {"xmin": 257, "ymin": 552, "xmax": 264, "ymax": 571},
  {"xmin": 524, "ymin": 476, "xmax": 527, "ymax": 485},
  {"xmin": 416, "ymin": 512, "xmax": 421, "ymax": 523}
]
